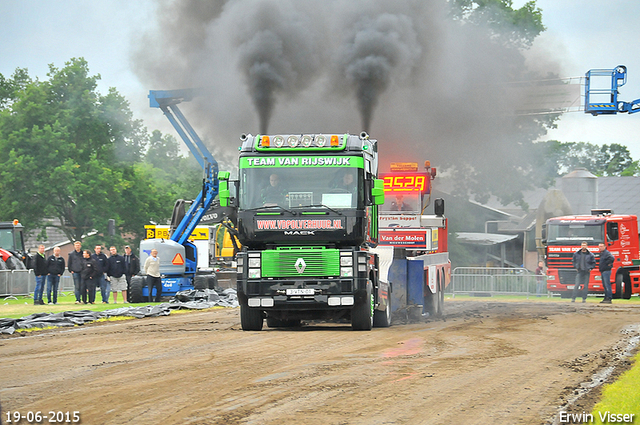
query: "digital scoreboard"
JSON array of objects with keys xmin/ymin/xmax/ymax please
[{"xmin": 379, "ymin": 172, "xmax": 431, "ymax": 194}]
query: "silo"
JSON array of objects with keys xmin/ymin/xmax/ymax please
[{"xmin": 561, "ymin": 168, "xmax": 598, "ymax": 215}]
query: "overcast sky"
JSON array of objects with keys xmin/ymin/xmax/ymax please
[{"xmin": 1, "ymin": 0, "xmax": 639, "ymax": 159}]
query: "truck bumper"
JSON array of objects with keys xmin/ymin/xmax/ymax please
[{"xmin": 237, "ymin": 276, "xmax": 369, "ymax": 311}]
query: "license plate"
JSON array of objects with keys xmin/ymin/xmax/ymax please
[
  {"xmin": 566, "ymin": 285, "xmax": 574, "ymax": 289},
  {"xmin": 286, "ymin": 288, "xmax": 315, "ymax": 296}
]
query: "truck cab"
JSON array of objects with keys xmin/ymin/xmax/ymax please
[
  {"xmin": 235, "ymin": 133, "xmax": 387, "ymax": 330},
  {"xmin": 0, "ymin": 220, "xmax": 28, "ymax": 269},
  {"xmin": 544, "ymin": 211, "xmax": 640, "ymax": 299}
]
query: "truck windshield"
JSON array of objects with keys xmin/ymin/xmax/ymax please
[
  {"xmin": 0, "ymin": 229, "xmax": 15, "ymax": 251},
  {"xmin": 239, "ymin": 166, "xmax": 363, "ymax": 210},
  {"xmin": 546, "ymin": 223, "xmax": 604, "ymax": 244}
]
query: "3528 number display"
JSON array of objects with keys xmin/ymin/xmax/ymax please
[{"xmin": 380, "ymin": 173, "xmax": 430, "ymax": 194}]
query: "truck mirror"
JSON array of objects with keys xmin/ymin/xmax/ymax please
[
  {"xmin": 218, "ymin": 171, "xmax": 231, "ymax": 207},
  {"xmin": 219, "ymin": 181, "xmax": 230, "ymax": 207},
  {"xmin": 541, "ymin": 224, "xmax": 546, "ymax": 240},
  {"xmin": 372, "ymin": 179, "xmax": 385, "ymax": 205},
  {"xmin": 434, "ymin": 198, "xmax": 445, "ymax": 217}
]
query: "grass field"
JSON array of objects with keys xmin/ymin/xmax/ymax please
[{"xmin": 592, "ymin": 351, "xmax": 640, "ymax": 424}]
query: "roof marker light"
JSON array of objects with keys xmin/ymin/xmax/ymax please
[
  {"xmin": 330, "ymin": 135, "xmax": 339, "ymax": 146},
  {"xmin": 261, "ymin": 135, "xmax": 270, "ymax": 147},
  {"xmin": 287, "ymin": 135, "xmax": 299, "ymax": 147}
]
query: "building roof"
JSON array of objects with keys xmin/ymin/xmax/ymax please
[
  {"xmin": 597, "ymin": 177, "xmax": 640, "ymax": 218},
  {"xmin": 456, "ymin": 232, "xmax": 519, "ymax": 246},
  {"xmin": 481, "ymin": 175, "xmax": 640, "ymax": 220}
]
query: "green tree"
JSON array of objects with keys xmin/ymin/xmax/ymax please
[
  {"xmin": 535, "ymin": 141, "xmax": 639, "ymax": 177},
  {"xmin": 144, "ymin": 129, "xmax": 202, "ymax": 208},
  {"xmin": 448, "ymin": 0, "xmax": 545, "ymax": 48},
  {"xmin": 440, "ymin": 0, "xmax": 556, "ymax": 210},
  {"xmin": 0, "ymin": 58, "xmax": 168, "ymax": 242}
]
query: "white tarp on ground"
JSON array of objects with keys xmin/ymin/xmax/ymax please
[{"xmin": 0, "ymin": 288, "xmax": 238, "ymax": 335}]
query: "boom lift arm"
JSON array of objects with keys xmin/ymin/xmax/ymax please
[
  {"xmin": 148, "ymin": 89, "xmax": 229, "ymax": 246},
  {"xmin": 585, "ymin": 65, "xmax": 640, "ymax": 115}
]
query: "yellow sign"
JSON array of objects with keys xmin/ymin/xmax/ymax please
[
  {"xmin": 432, "ymin": 227, "xmax": 439, "ymax": 250},
  {"xmin": 144, "ymin": 225, "xmax": 209, "ymax": 240},
  {"xmin": 390, "ymin": 162, "xmax": 418, "ymax": 172}
]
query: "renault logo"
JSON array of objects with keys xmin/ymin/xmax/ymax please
[{"xmin": 295, "ymin": 258, "xmax": 306, "ymax": 274}]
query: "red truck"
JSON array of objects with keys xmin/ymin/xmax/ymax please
[{"xmin": 543, "ymin": 210, "xmax": 640, "ymax": 299}]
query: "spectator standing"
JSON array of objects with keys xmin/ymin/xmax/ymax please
[
  {"xmin": 535, "ymin": 261, "xmax": 546, "ymax": 297},
  {"xmin": 92, "ymin": 245, "xmax": 110, "ymax": 303},
  {"xmin": 46, "ymin": 246, "xmax": 65, "ymax": 304},
  {"xmin": 571, "ymin": 241, "xmax": 596, "ymax": 303},
  {"xmin": 598, "ymin": 243, "xmax": 615, "ymax": 304},
  {"xmin": 107, "ymin": 246, "xmax": 127, "ymax": 304},
  {"xmin": 80, "ymin": 250, "xmax": 100, "ymax": 304},
  {"xmin": 123, "ymin": 245, "xmax": 140, "ymax": 302},
  {"xmin": 68, "ymin": 241, "xmax": 84, "ymax": 304},
  {"xmin": 33, "ymin": 244, "xmax": 48, "ymax": 305},
  {"xmin": 144, "ymin": 249, "xmax": 162, "ymax": 302}
]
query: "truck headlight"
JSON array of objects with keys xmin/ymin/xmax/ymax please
[
  {"xmin": 340, "ymin": 256, "xmax": 353, "ymax": 266},
  {"xmin": 248, "ymin": 258, "xmax": 261, "ymax": 268},
  {"xmin": 249, "ymin": 269, "xmax": 261, "ymax": 279},
  {"xmin": 340, "ymin": 267, "xmax": 353, "ymax": 277}
]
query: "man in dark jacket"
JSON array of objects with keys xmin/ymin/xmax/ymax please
[
  {"xmin": 572, "ymin": 241, "xmax": 596, "ymax": 303},
  {"xmin": 68, "ymin": 241, "xmax": 84, "ymax": 304},
  {"xmin": 92, "ymin": 245, "xmax": 110, "ymax": 303},
  {"xmin": 123, "ymin": 245, "xmax": 140, "ymax": 303},
  {"xmin": 598, "ymin": 243, "xmax": 615, "ymax": 304},
  {"xmin": 107, "ymin": 246, "xmax": 127, "ymax": 304},
  {"xmin": 46, "ymin": 246, "xmax": 66, "ymax": 304},
  {"xmin": 33, "ymin": 244, "xmax": 48, "ymax": 305},
  {"xmin": 81, "ymin": 250, "xmax": 100, "ymax": 304}
]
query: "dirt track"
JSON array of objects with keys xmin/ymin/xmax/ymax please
[{"xmin": 1, "ymin": 300, "xmax": 639, "ymax": 425}]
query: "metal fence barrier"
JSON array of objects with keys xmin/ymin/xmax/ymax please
[
  {"xmin": 0, "ymin": 270, "xmax": 75, "ymax": 298},
  {"xmin": 447, "ymin": 267, "xmax": 548, "ymax": 297}
]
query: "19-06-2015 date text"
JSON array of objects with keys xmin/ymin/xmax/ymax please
[{"xmin": 5, "ymin": 411, "xmax": 81, "ymax": 423}]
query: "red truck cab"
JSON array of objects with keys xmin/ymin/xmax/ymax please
[{"xmin": 544, "ymin": 211, "xmax": 640, "ymax": 299}]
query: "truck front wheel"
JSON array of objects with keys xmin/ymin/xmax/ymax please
[
  {"xmin": 240, "ymin": 303, "xmax": 264, "ymax": 331},
  {"xmin": 616, "ymin": 274, "xmax": 632, "ymax": 299},
  {"xmin": 129, "ymin": 276, "xmax": 145, "ymax": 303},
  {"xmin": 351, "ymin": 283, "xmax": 373, "ymax": 331}
]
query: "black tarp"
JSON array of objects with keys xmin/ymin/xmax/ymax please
[{"xmin": 0, "ymin": 288, "xmax": 238, "ymax": 335}]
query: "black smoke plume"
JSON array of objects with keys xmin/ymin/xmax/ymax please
[
  {"xmin": 133, "ymin": 0, "xmax": 562, "ymax": 204},
  {"xmin": 334, "ymin": 11, "xmax": 421, "ymax": 132},
  {"xmin": 234, "ymin": 0, "xmax": 322, "ymax": 134}
]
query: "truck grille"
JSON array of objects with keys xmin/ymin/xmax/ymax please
[
  {"xmin": 546, "ymin": 252, "xmax": 573, "ymax": 268},
  {"xmin": 547, "ymin": 251, "xmax": 600, "ymax": 270},
  {"xmin": 558, "ymin": 269, "xmax": 577, "ymax": 286},
  {"xmin": 262, "ymin": 247, "xmax": 339, "ymax": 278}
]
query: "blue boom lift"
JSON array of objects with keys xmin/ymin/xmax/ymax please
[
  {"xmin": 129, "ymin": 90, "xmax": 231, "ymax": 302},
  {"xmin": 585, "ymin": 65, "xmax": 640, "ymax": 115}
]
